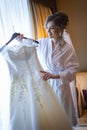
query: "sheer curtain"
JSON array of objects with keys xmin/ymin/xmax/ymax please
[
  {"xmin": 0, "ymin": 0, "xmax": 33, "ymax": 130},
  {"xmin": 0, "ymin": 0, "xmax": 33, "ymax": 48},
  {"xmin": 0, "ymin": 53, "xmax": 10, "ymax": 130},
  {"xmin": 29, "ymin": 0, "xmax": 52, "ymax": 39}
]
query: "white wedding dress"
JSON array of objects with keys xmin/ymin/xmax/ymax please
[{"xmin": 1, "ymin": 40, "xmax": 72, "ymax": 130}]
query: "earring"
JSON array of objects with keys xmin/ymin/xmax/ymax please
[{"xmin": 59, "ymin": 31, "xmax": 63, "ymax": 39}]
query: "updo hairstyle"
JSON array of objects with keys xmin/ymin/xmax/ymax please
[{"xmin": 45, "ymin": 11, "xmax": 69, "ymax": 32}]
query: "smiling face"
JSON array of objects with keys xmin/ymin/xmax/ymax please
[{"xmin": 45, "ymin": 21, "xmax": 60, "ymax": 40}]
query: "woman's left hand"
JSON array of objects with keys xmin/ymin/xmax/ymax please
[{"xmin": 40, "ymin": 70, "xmax": 60, "ymax": 81}]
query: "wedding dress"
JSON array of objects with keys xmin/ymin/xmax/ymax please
[{"xmin": 1, "ymin": 39, "xmax": 72, "ymax": 130}]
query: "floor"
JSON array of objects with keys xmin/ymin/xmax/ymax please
[
  {"xmin": 73, "ymin": 117, "xmax": 87, "ymax": 130},
  {"xmin": 73, "ymin": 126, "xmax": 87, "ymax": 130}
]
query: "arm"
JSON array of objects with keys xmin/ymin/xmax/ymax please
[
  {"xmin": 58, "ymin": 48, "xmax": 79, "ymax": 83},
  {"xmin": 40, "ymin": 70, "xmax": 60, "ymax": 81},
  {"xmin": 16, "ymin": 34, "xmax": 39, "ymax": 44}
]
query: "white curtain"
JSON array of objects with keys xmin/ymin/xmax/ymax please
[
  {"xmin": 0, "ymin": 0, "xmax": 33, "ymax": 130},
  {"xmin": 0, "ymin": 0, "xmax": 33, "ymax": 48},
  {"xmin": 0, "ymin": 53, "xmax": 10, "ymax": 130}
]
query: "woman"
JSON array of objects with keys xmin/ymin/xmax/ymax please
[
  {"xmin": 15, "ymin": 11, "xmax": 79, "ymax": 127},
  {"xmin": 36, "ymin": 12, "xmax": 79, "ymax": 126}
]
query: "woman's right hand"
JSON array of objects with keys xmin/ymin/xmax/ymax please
[{"xmin": 16, "ymin": 34, "xmax": 24, "ymax": 41}]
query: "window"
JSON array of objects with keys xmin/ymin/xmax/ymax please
[
  {"xmin": 0, "ymin": 0, "xmax": 33, "ymax": 48},
  {"xmin": 0, "ymin": 1, "xmax": 32, "ymax": 129}
]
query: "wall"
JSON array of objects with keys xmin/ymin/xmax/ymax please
[{"xmin": 57, "ymin": 0, "xmax": 87, "ymax": 71}]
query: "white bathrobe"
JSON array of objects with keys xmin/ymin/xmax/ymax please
[{"xmin": 36, "ymin": 38, "xmax": 79, "ymax": 126}]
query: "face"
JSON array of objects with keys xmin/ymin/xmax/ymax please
[{"xmin": 45, "ymin": 21, "xmax": 60, "ymax": 40}]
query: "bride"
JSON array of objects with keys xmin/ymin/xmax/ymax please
[{"xmin": 0, "ymin": 38, "xmax": 72, "ymax": 130}]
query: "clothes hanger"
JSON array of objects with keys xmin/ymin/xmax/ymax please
[{"xmin": 0, "ymin": 33, "xmax": 39, "ymax": 52}]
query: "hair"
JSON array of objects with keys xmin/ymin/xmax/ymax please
[{"xmin": 44, "ymin": 11, "xmax": 69, "ymax": 31}]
